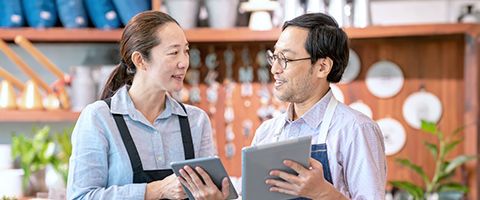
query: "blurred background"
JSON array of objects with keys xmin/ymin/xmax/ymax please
[{"xmin": 0, "ymin": 0, "xmax": 479, "ymax": 199}]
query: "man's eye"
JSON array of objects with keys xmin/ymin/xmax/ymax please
[{"xmin": 169, "ymin": 51, "xmax": 178, "ymax": 55}]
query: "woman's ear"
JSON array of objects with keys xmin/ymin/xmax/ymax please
[
  {"xmin": 131, "ymin": 51, "xmax": 146, "ymax": 71},
  {"xmin": 315, "ymin": 57, "xmax": 333, "ymax": 79}
]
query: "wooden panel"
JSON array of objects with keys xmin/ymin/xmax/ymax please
[
  {"xmin": 184, "ymin": 35, "xmax": 472, "ymax": 188},
  {"xmin": 464, "ymin": 33, "xmax": 480, "ymax": 199},
  {"xmin": 0, "ymin": 110, "xmax": 79, "ymax": 122},
  {"xmin": 343, "ymin": 35, "xmax": 466, "ymax": 188}
]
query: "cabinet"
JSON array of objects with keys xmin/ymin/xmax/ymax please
[{"xmin": 1, "ymin": 24, "xmax": 479, "ymax": 198}]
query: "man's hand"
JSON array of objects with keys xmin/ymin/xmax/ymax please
[{"xmin": 266, "ymin": 158, "xmax": 346, "ymax": 200}]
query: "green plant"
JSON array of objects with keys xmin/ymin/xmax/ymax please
[
  {"xmin": 390, "ymin": 120, "xmax": 476, "ymax": 200},
  {"xmin": 50, "ymin": 127, "xmax": 73, "ymax": 183},
  {"xmin": 11, "ymin": 126, "xmax": 72, "ymax": 189}
]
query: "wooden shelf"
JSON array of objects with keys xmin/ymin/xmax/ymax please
[
  {"xmin": 1, "ymin": 24, "xmax": 479, "ymax": 43},
  {"xmin": 0, "ymin": 110, "xmax": 79, "ymax": 122},
  {"xmin": 0, "ymin": 28, "xmax": 123, "ymax": 42}
]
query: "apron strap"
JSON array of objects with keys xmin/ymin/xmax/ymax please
[
  {"xmin": 177, "ymin": 102, "xmax": 195, "ymax": 160},
  {"xmin": 104, "ymin": 98, "xmax": 145, "ymax": 173},
  {"xmin": 318, "ymin": 95, "xmax": 338, "ymax": 144}
]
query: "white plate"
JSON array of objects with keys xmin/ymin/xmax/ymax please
[
  {"xmin": 377, "ymin": 118, "xmax": 406, "ymax": 156},
  {"xmin": 340, "ymin": 49, "xmax": 361, "ymax": 84},
  {"xmin": 330, "ymin": 84, "xmax": 344, "ymax": 103},
  {"xmin": 349, "ymin": 101, "xmax": 372, "ymax": 118},
  {"xmin": 366, "ymin": 60, "xmax": 404, "ymax": 98},
  {"xmin": 402, "ymin": 90, "xmax": 443, "ymax": 129}
]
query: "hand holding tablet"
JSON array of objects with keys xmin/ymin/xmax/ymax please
[{"xmin": 170, "ymin": 156, "xmax": 239, "ymax": 200}]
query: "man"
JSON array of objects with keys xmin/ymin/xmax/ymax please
[{"xmin": 252, "ymin": 13, "xmax": 386, "ymax": 199}]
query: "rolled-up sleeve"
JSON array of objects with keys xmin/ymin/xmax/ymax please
[
  {"xmin": 67, "ymin": 105, "xmax": 146, "ymax": 200},
  {"xmin": 343, "ymin": 122, "xmax": 386, "ymax": 200}
]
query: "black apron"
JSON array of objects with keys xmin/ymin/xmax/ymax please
[{"xmin": 104, "ymin": 98, "xmax": 195, "ymax": 183}]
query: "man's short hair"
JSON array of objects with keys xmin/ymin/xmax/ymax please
[{"xmin": 283, "ymin": 13, "xmax": 349, "ymax": 83}]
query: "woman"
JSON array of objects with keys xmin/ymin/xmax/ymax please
[{"xmin": 67, "ymin": 11, "xmax": 224, "ymax": 200}]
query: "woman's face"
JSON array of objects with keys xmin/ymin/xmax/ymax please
[{"xmin": 142, "ymin": 22, "xmax": 189, "ymax": 92}]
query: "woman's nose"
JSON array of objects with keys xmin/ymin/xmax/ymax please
[{"xmin": 178, "ymin": 54, "xmax": 189, "ymax": 69}]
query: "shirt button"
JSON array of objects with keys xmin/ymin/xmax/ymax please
[
  {"xmin": 157, "ymin": 156, "xmax": 162, "ymax": 161},
  {"xmin": 154, "ymin": 130, "xmax": 159, "ymax": 134}
]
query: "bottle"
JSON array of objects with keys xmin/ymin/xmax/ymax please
[{"xmin": 458, "ymin": 4, "xmax": 479, "ymax": 23}]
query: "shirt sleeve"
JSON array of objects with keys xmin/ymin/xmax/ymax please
[
  {"xmin": 342, "ymin": 122, "xmax": 386, "ymax": 200},
  {"xmin": 197, "ymin": 110, "xmax": 217, "ymax": 157},
  {"xmin": 67, "ymin": 104, "xmax": 146, "ymax": 200}
]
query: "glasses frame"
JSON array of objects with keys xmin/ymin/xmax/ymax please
[{"xmin": 266, "ymin": 50, "xmax": 311, "ymax": 70}]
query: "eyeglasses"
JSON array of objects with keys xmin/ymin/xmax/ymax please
[{"xmin": 266, "ymin": 50, "xmax": 311, "ymax": 70}]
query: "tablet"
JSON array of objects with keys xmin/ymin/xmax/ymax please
[
  {"xmin": 170, "ymin": 156, "xmax": 238, "ymax": 200},
  {"xmin": 242, "ymin": 135, "xmax": 312, "ymax": 200}
]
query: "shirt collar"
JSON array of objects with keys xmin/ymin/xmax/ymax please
[
  {"xmin": 283, "ymin": 90, "xmax": 334, "ymax": 129},
  {"xmin": 109, "ymin": 86, "xmax": 188, "ymax": 119}
]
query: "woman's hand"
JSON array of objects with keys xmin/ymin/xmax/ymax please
[
  {"xmin": 145, "ymin": 174, "xmax": 186, "ymax": 200},
  {"xmin": 178, "ymin": 165, "xmax": 230, "ymax": 200}
]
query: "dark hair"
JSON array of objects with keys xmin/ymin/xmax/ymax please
[
  {"xmin": 282, "ymin": 13, "xmax": 349, "ymax": 83},
  {"xmin": 100, "ymin": 11, "xmax": 179, "ymax": 99}
]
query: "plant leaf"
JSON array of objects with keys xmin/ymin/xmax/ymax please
[
  {"xmin": 444, "ymin": 155, "xmax": 476, "ymax": 174},
  {"xmin": 437, "ymin": 162, "xmax": 455, "ymax": 183},
  {"xmin": 421, "ymin": 120, "xmax": 437, "ymax": 135},
  {"xmin": 438, "ymin": 182, "xmax": 468, "ymax": 193},
  {"xmin": 444, "ymin": 139, "xmax": 462, "ymax": 156},
  {"xmin": 390, "ymin": 181, "xmax": 424, "ymax": 199},
  {"xmin": 451, "ymin": 125, "xmax": 466, "ymax": 136},
  {"xmin": 396, "ymin": 158, "xmax": 430, "ymax": 185},
  {"xmin": 424, "ymin": 141, "xmax": 438, "ymax": 158}
]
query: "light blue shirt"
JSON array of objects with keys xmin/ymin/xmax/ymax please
[
  {"xmin": 252, "ymin": 91, "xmax": 386, "ymax": 199},
  {"xmin": 67, "ymin": 86, "xmax": 216, "ymax": 200}
]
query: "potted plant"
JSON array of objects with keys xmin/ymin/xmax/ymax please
[
  {"xmin": 390, "ymin": 120, "xmax": 477, "ymax": 200},
  {"xmin": 11, "ymin": 126, "xmax": 72, "ymax": 196}
]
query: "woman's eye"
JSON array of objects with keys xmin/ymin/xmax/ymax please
[{"xmin": 169, "ymin": 51, "xmax": 179, "ymax": 55}]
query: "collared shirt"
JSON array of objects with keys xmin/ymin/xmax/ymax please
[
  {"xmin": 252, "ymin": 91, "xmax": 386, "ymax": 200},
  {"xmin": 67, "ymin": 86, "xmax": 216, "ymax": 200}
]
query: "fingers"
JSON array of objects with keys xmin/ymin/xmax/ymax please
[
  {"xmin": 265, "ymin": 178, "xmax": 296, "ymax": 191},
  {"xmin": 270, "ymin": 186, "xmax": 298, "ymax": 196},
  {"xmin": 195, "ymin": 166, "xmax": 215, "ymax": 187},
  {"xmin": 221, "ymin": 177, "xmax": 230, "ymax": 198},
  {"xmin": 284, "ymin": 160, "xmax": 309, "ymax": 174},
  {"xmin": 183, "ymin": 166, "xmax": 205, "ymax": 189},
  {"xmin": 309, "ymin": 157, "xmax": 324, "ymax": 170},
  {"xmin": 179, "ymin": 168, "xmax": 200, "ymax": 192},
  {"xmin": 269, "ymin": 170, "xmax": 301, "ymax": 185}
]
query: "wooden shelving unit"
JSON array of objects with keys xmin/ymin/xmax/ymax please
[
  {"xmin": 0, "ymin": 24, "xmax": 479, "ymax": 198},
  {"xmin": 0, "ymin": 110, "xmax": 80, "ymax": 122},
  {"xmin": 1, "ymin": 24, "xmax": 479, "ymax": 43}
]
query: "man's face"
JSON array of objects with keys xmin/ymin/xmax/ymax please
[{"xmin": 271, "ymin": 26, "xmax": 317, "ymax": 103}]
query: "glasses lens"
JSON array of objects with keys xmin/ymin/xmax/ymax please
[
  {"xmin": 277, "ymin": 52, "xmax": 287, "ymax": 69},
  {"xmin": 266, "ymin": 50, "xmax": 274, "ymax": 66}
]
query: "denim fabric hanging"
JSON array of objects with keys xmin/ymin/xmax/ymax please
[
  {"xmin": 112, "ymin": 0, "xmax": 150, "ymax": 26},
  {"xmin": 56, "ymin": 0, "xmax": 88, "ymax": 28},
  {"xmin": 22, "ymin": 0, "xmax": 58, "ymax": 28},
  {"xmin": 0, "ymin": 0, "xmax": 25, "ymax": 27},
  {"xmin": 84, "ymin": 0, "xmax": 121, "ymax": 29}
]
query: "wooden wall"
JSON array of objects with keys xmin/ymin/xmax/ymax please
[{"xmin": 187, "ymin": 35, "xmax": 471, "ymax": 190}]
